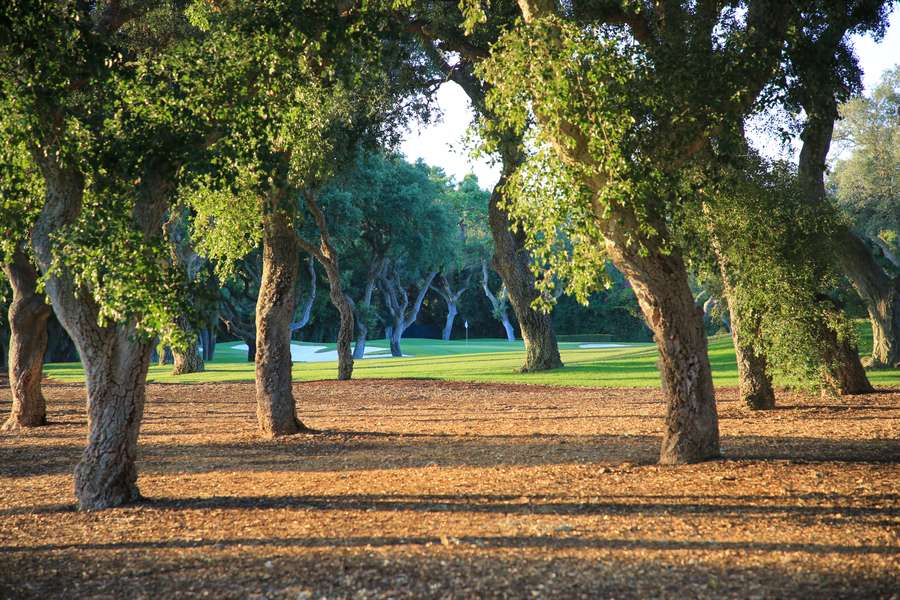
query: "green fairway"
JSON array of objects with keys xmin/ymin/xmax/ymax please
[{"xmin": 43, "ymin": 325, "xmax": 900, "ymax": 388}]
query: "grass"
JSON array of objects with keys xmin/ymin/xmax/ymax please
[{"xmin": 43, "ymin": 323, "xmax": 900, "ymax": 388}]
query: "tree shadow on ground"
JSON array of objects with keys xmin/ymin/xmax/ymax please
[
  {"xmin": 0, "ymin": 537, "xmax": 896, "ymax": 600},
  {"xmin": 2, "ymin": 431, "xmax": 896, "ymax": 480}
]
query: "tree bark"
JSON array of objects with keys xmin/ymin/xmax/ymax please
[
  {"xmin": 835, "ymin": 230, "xmax": 900, "ymax": 368},
  {"xmin": 317, "ymin": 258, "xmax": 354, "ymax": 380},
  {"xmin": 442, "ymin": 301, "xmax": 458, "ymax": 341},
  {"xmin": 166, "ymin": 209, "xmax": 204, "ymax": 375},
  {"xmin": 171, "ymin": 318, "xmax": 204, "ymax": 376},
  {"xmin": 432, "ymin": 273, "xmax": 469, "ymax": 341},
  {"xmin": 604, "ymin": 214, "xmax": 720, "ymax": 464},
  {"xmin": 413, "ymin": 28, "xmax": 563, "ymax": 371},
  {"xmin": 489, "ymin": 150, "xmax": 563, "ymax": 370},
  {"xmin": 1, "ymin": 246, "xmax": 52, "ymax": 431},
  {"xmin": 822, "ymin": 327, "xmax": 874, "ymax": 395},
  {"xmin": 255, "ymin": 206, "xmax": 307, "ymax": 437},
  {"xmin": 31, "ymin": 159, "xmax": 166, "ymax": 510},
  {"xmin": 351, "ymin": 262, "xmax": 381, "ymax": 359}
]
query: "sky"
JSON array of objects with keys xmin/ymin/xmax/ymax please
[{"xmin": 400, "ymin": 11, "xmax": 900, "ymax": 189}]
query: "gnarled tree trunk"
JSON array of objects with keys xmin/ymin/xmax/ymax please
[
  {"xmin": 298, "ymin": 191, "xmax": 354, "ymax": 380},
  {"xmin": 31, "ymin": 160, "xmax": 166, "ymax": 510},
  {"xmin": 604, "ymin": 215, "xmax": 720, "ymax": 464},
  {"xmin": 255, "ymin": 206, "xmax": 307, "ymax": 437},
  {"xmin": 2, "ymin": 246, "xmax": 52, "ymax": 431}
]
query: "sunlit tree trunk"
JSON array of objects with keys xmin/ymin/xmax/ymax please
[
  {"xmin": 255, "ymin": 202, "xmax": 307, "ymax": 437},
  {"xmin": 604, "ymin": 213, "xmax": 720, "ymax": 463},
  {"xmin": 32, "ymin": 159, "xmax": 168, "ymax": 509}
]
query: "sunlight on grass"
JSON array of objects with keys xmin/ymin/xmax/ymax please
[{"xmin": 43, "ymin": 326, "xmax": 900, "ymax": 389}]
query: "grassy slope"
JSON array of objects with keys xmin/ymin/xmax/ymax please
[{"xmin": 44, "ymin": 324, "xmax": 900, "ymax": 388}]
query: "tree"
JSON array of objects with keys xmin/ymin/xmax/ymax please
[
  {"xmin": 829, "ymin": 67, "xmax": 900, "ymax": 367},
  {"xmin": 431, "ymin": 174, "xmax": 486, "ymax": 340},
  {"xmin": 781, "ymin": 0, "xmax": 889, "ymax": 389},
  {"xmin": 1, "ymin": 1, "xmax": 217, "ymax": 509},
  {"xmin": 407, "ymin": 6, "xmax": 564, "ymax": 371},
  {"xmin": 476, "ymin": 1, "xmax": 798, "ymax": 463},
  {"xmin": 0, "ymin": 136, "xmax": 51, "ymax": 430},
  {"xmin": 179, "ymin": 2, "xmax": 435, "ymax": 432},
  {"xmin": 318, "ymin": 151, "xmax": 455, "ymax": 357}
]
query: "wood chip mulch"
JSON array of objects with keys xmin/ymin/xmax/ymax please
[{"xmin": 1, "ymin": 379, "xmax": 898, "ymax": 599}]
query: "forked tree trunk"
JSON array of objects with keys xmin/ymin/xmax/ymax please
[
  {"xmin": 31, "ymin": 160, "xmax": 167, "ymax": 510},
  {"xmin": 380, "ymin": 268, "xmax": 436, "ymax": 358},
  {"xmin": 2, "ymin": 247, "xmax": 52, "ymax": 431},
  {"xmin": 604, "ymin": 216, "xmax": 720, "ymax": 464},
  {"xmin": 489, "ymin": 160, "xmax": 563, "ymax": 370},
  {"xmin": 255, "ymin": 207, "xmax": 307, "ymax": 437}
]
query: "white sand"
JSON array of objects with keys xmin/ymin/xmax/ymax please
[
  {"xmin": 577, "ymin": 343, "xmax": 633, "ymax": 349},
  {"xmin": 230, "ymin": 343, "xmax": 394, "ymax": 362}
]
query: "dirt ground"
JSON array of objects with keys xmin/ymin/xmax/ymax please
[{"xmin": 0, "ymin": 379, "xmax": 898, "ymax": 599}]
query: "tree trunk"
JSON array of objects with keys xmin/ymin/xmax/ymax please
[
  {"xmin": 1, "ymin": 246, "xmax": 52, "ymax": 431},
  {"xmin": 319, "ymin": 260, "xmax": 354, "ymax": 380},
  {"xmin": 353, "ymin": 324, "xmax": 368, "ymax": 359},
  {"xmin": 30, "ymin": 159, "xmax": 167, "ymax": 510},
  {"xmin": 442, "ymin": 301, "xmax": 458, "ymax": 341},
  {"xmin": 207, "ymin": 329, "xmax": 216, "ymax": 361},
  {"xmin": 712, "ymin": 237, "xmax": 776, "ymax": 410},
  {"xmin": 797, "ymin": 106, "xmax": 873, "ymax": 393},
  {"xmin": 171, "ymin": 317, "xmax": 204, "ymax": 375},
  {"xmin": 604, "ymin": 216, "xmax": 720, "ymax": 464},
  {"xmin": 488, "ymin": 166, "xmax": 563, "ymax": 371},
  {"xmin": 255, "ymin": 207, "xmax": 307, "ymax": 437},
  {"xmin": 389, "ymin": 332, "xmax": 402, "ymax": 357},
  {"xmin": 822, "ymin": 328, "xmax": 875, "ymax": 395},
  {"xmin": 75, "ymin": 335, "xmax": 153, "ymax": 509},
  {"xmin": 835, "ymin": 230, "xmax": 900, "ymax": 368},
  {"xmin": 500, "ymin": 312, "xmax": 516, "ymax": 342}
]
